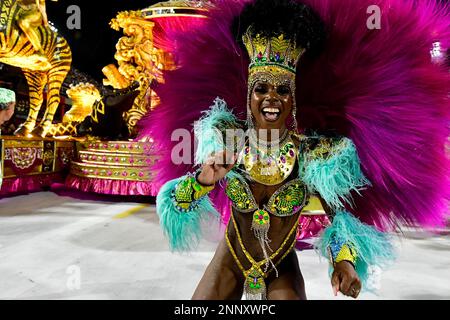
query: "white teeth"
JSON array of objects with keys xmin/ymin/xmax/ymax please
[{"xmin": 262, "ymin": 107, "xmax": 280, "ymax": 113}]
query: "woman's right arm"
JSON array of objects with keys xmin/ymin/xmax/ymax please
[{"xmin": 156, "ymin": 150, "xmax": 235, "ymax": 252}]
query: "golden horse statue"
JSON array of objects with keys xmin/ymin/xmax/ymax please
[{"xmin": 0, "ymin": 0, "xmax": 72, "ymax": 137}]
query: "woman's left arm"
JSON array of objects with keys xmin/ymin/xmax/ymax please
[
  {"xmin": 317, "ymin": 196, "xmax": 361, "ymax": 299},
  {"xmin": 301, "ymin": 136, "xmax": 395, "ymax": 298}
]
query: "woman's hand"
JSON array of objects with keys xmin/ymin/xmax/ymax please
[
  {"xmin": 331, "ymin": 261, "xmax": 362, "ymax": 299},
  {"xmin": 197, "ymin": 150, "xmax": 236, "ymax": 186}
]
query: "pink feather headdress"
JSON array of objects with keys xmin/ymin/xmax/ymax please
[{"xmin": 139, "ymin": 0, "xmax": 450, "ymax": 230}]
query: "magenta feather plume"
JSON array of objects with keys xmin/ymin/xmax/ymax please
[
  {"xmin": 138, "ymin": 0, "xmax": 251, "ymax": 221},
  {"xmin": 139, "ymin": 0, "xmax": 450, "ymax": 230},
  {"xmin": 297, "ymin": 0, "xmax": 450, "ymax": 229},
  {"xmin": 151, "ymin": 16, "xmax": 211, "ymax": 53}
]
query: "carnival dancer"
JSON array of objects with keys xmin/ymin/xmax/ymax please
[{"xmin": 142, "ymin": 0, "xmax": 450, "ymax": 300}]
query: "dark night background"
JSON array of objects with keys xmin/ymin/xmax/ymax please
[
  {"xmin": 47, "ymin": 0, "xmax": 161, "ymax": 82},
  {"xmin": 48, "ymin": 0, "xmax": 449, "ymax": 81},
  {"xmin": 5, "ymin": 0, "xmax": 450, "ymax": 83},
  {"xmin": 2, "ymin": 0, "xmax": 449, "ymax": 88}
]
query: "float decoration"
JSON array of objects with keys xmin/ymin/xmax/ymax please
[
  {"xmin": 0, "ymin": 0, "xmax": 72, "ymax": 138},
  {"xmin": 0, "ymin": 136, "xmax": 74, "ymax": 196},
  {"xmin": 103, "ymin": 9, "xmax": 175, "ymax": 136},
  {"xmin": 66, "ymin": 138, "xmax": 158, "ymax": 196}
]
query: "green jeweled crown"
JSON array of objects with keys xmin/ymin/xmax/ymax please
[{"xmin": 243, "ymin": 27, "xmax": 306, "ymax": 76}]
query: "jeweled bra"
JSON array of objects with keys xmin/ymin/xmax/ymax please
[{"xmin": 225, "ymin": 174, "xmax": 308, "ymax": 217}]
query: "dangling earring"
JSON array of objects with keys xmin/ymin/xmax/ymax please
[
  {"xmin": 291, "ymin": 107, "xmax": 298, "ymax": 132},
  {"xmin": 247, "ymin": 106, "xmax": 255, "ymax": 130},
  {"xmin": 291, "ymin": 95, "xmax": 298, "ymax": 133},
  {"xmin": 247, "ymin": 90, "xmax": 255, "ymax": 130}
]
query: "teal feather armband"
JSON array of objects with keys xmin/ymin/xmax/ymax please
[
  {"xmin": 156, "ymin": 175, "xmax": 219, "ymax": 252},
  {"xmin": 317, "ymin": 211, "xmax": 396, "ymax": 290}
]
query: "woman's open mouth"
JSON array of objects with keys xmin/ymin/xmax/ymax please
[{"xmin": 261, "ymin": 107, "xmax": 281, "ymax": 122}]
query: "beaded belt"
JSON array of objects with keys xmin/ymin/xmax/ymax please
[{"xmin": 225, "ymin": 212, "xmax": 298, "ymax": 300}]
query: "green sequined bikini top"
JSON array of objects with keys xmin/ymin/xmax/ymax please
[
  {"xmin": 225, "ymin": 173, "xmax": 308, "ymax": 217},
  {"xmin": 223, "ymin": 133, "xmax": 349, "ymax": 217}
]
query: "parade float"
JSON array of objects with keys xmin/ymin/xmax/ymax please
[{"xmin": 0, "ymin": 0, "xmax": 211, "ymax": 197}]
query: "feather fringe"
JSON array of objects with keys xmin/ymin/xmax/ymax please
[
  {"xmin": 194, "ymin": 98, "xmax": 239, "ymax": 165},
  {"xmin": 301, "ymin": 137, "xmax": 370, "ymax": 209},
  {"xmin": 316, "ymin": 211, "xmax": 396, "ymax": 291},
  {"xmin": 156, "ymin": 177, "xmax": 220, "ymax": 252}
]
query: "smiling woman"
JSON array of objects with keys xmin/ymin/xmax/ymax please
[{"xmin": 153, "ymin": 0, "xmax": 378, "ymax": 300}]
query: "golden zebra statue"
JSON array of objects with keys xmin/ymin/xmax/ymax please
[{"xmin": 0, "ymin": 0, "xmax": 72, "ymax": 137}]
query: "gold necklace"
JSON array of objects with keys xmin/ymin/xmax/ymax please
[
  {"xmin": 242, "ymin": 131, "xmax": 297, "ymax": 186},
  {"xmin": 225, "ymin": 212, "xmax": 298, "ymax": 300}
]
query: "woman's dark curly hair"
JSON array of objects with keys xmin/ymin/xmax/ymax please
[{"xmin": 232, "ymin": 0, "xmax": 326, "ymax": 58}]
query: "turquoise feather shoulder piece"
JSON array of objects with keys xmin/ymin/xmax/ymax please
[
  {"xmin": 299, "ymin": 136, "xmax": 370, "ymax": 210},
  {"xmin": 194, "ymin": 98, "xmax": 240, "ymax": 165}
]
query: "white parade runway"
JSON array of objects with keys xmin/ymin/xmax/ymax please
[{"xmin": 0, "ymin": 192, "xmax": 449, "ymax": 300}]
